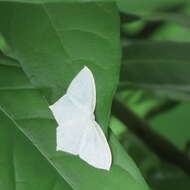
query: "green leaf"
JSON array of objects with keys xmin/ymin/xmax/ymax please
[
  {"xmin": 120, "ymin": 127, "xmax": 190, "ymax": 190},
  {"xmin": 0, "ymin": 1, "xmax": 120, "ymax": 134},
  {"xmin": 151, "ymin": 102, "xmax": 190, "ymax": 150},
  {"xmin": 116, "ymin": 89, "xmax": 160, "ymax": 117},
  {"xmin": 0, "ymin": 55, "xmax": 149, "ymax": 190},
  {"xmin": 142, "ymin": 13, "xmax": 190, "ymax": 29},
  {"xmin": 117, "ymin": 0, "xmax": 189, "ymax": 16},
  {"xmin": 121, "ymin": 41, "xmax": 190, "ymax": 93},
  {"xmin": 0, "ymin": 2, "xmax": 149, "ymax": 190},
  {"xmin": 0, "ymin": 0, "xmax": 187, "ymax": 11},
  {"xmin": 0, "ymin": 0, "xmax": 115, "ymax": 2},
  {"xmin": 0, "ymin": 109, "xmax": 72, "ymax": 190},
  {"xmin": 151, "ymin": 22, "xmax": 190, "ymax": 42},
  {"xmin": 148, "ymin": 166, "xmax": 190, "ymax": 190},
  {"xmin": 0, "ymin": 56, "xmax": 72, "ymax": 190}
]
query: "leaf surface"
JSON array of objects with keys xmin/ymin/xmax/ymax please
[
  {"xmin": 121, "ymin": 41, "xmax": 190, "ymax": 93},
  {"xmin": 0, "ymin": 2, "xmax": 149, "ymax": 190}
]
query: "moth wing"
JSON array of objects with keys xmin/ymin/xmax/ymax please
[
  {"xmin": 67, "ymin": 66, "xmax": 96, "ymax": 113},
  {"xmin": 49, "ymin": 94, "xmax": 85, "ymax": 126},
  {"xmin": 79, "ymin": 121, "xmax": 112, "ymax": 170},
  {"xmin": 56, "ymin": 119, "xmax": 87, "ymax": 155},
  {"xmin": 49, "ymin": 95, "xmax": 88, "ymax": 155},
  {"xmin": 49, "ymin": 66, "xmax": 97, "ymax": 155}
]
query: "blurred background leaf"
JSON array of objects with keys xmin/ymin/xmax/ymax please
[
  {"xmin": 121, "ymin": 41, "xmax": 190, "ymax": 95},
  {"xmin": 151, "ymin": 102, "xmax": 190, "ymax": 150}
]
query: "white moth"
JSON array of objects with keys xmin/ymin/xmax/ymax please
[{"xmin": 49, "ymin": 66, "xmax": 112, "ymax": 170}]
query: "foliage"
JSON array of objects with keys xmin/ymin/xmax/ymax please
[{"xmin": 0, "ymin": 0, "xmax": 190, "ymax": 190}]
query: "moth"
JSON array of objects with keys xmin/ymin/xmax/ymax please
[{"xmin": 49, "ymin": 66, "xmax": 112, "ymax": 170}]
